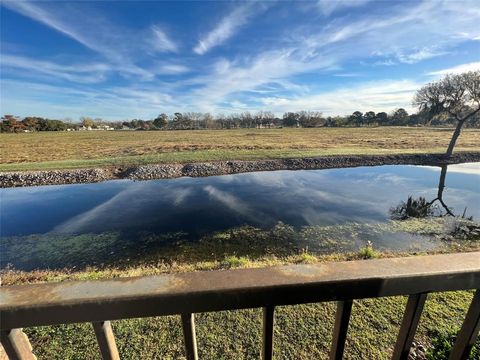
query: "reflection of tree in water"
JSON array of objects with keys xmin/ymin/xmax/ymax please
[
  {"xmin": 426, "ymin": 165, "xmax": 455, "ymax": 216},
  {"xmin": 390, "ymin": 165, "xmax": 466, "ymax": 220},
  {"xmin": 390, "ymin": 164, "xmax": 480, "ymax": 240}
]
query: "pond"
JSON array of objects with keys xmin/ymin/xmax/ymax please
[{"xmin": 1, "ymin": 163, "xmax": 479, "ymax": 270}]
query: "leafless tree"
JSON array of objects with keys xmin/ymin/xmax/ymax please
[{"xmin": 414, "ymin": 71, "xmax": 480, "ymax": 157}]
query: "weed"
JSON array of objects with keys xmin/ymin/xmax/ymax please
[
  {"xmin": 358, "ymin": 241, "xmax": 380, "ymax": 259},
  {"xmin": 222, "ymin": 255, "xmax": 250, "ymax": 268}
]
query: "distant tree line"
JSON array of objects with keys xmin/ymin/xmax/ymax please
[{"xmin": 2, "ymin": 107, "xmax": 479, "ymax": 133}]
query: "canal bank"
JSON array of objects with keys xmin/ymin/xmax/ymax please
[{"xmin": 2, "ymin": 151, "xmax": 480, "ymax": 187}]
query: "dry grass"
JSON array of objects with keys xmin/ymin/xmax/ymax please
[{"xmin": 1, "ymin": 127, "xmax": 479, "ymax": 171}]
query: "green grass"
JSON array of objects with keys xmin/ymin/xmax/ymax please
[
  {"xmin": 426, "ymin": 327, "xmax": 480, "ymax": 359},
  {"xmin": 1, "ymin": 127, "xmax": 479, "ymax": 171},
  {"xmin": 223, "ymin": 255, "xmax": 251, "ymax": 268},
  {"xmin": 0, "ymin": 147, "xmax": 450, "ymax": 172}
]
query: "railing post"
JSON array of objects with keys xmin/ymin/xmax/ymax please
[
  {"xmin": 0, "ymin": 329, "xmax": 36, "ymax": 360},
  {"xmin": 181, "ymin": 313, "xmax": 198, "ymax": 360},
  {"xmin": 92, "ymin": 321, "xmax": 120, "ymax": 360},
  {"xmin": 392, "ymin": 293, "xmax": 428, "ymax": 360},
  {"xmin": 330, "ymin": 300, "xmax": 353, "ymax": 360},
  {"xmin": 262, "ymin": 305, "xmax": 275, "ymax": 360},
  {"xmin": 449, "ymin": 290, "xmax": 480, "ymax": 360}
]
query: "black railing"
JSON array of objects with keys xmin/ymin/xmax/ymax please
[{"xmin": 1, "ymin": 252, "xmax": 479, "ymax": 360}]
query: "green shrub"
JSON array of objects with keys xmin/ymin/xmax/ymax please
[
  {"xmin": 358, "ymin": 241, "xmax": 379, "ymax": 259},
  {"xmin": 223, "ymin": 255, "xmax": 250, "ymax": 268},
  {"xmin": 426, "ymin": 328, "xmax": 480, "ymax": 360},
  {"xmin": 294, "ymin": 250, "xmax": 317, "ymax": 264}
]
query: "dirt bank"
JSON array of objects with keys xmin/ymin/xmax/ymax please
[{"xmin": 1, "ymin": 152, "xmax": 479, "ymax": 188}]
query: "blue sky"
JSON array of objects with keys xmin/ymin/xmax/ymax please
[{"xmin": 1, "ymin": 0, "xmax": 479, "ymax": 120}]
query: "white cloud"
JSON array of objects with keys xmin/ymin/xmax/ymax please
[
  {"xmin": 395, "ymin": 48, "xmax": 449, "ymax": 64},
  {"xmin": 427, "ymin": 62, "xmax": 480, "ymax": 76},
  {"xmin": 305, "ymin": 1, "xmax": 479, "ymax": 61},
  {"xmin": 193, "ymin": 3, "xmax": 265, "ymax": 55},
  {"xmin": 1, "ymin": 54, "xmax": 110, "ymax": 83},
  {"xmin": 157, "ymin": 64, "xmax": 190, "ymax": 75},
  {"xmin": 0, "ymin": 79, "xmax": 178, "ymax": 120},
  {"xmin": 1, "ymin": 1, "xmax": 163, "ymax": 80},
  {"xmin": 454, "ymin": 32, "xmax": 480, "ymax": 41},
  {"xmin": 258, "ymin": 79, "xmax": 421, "ymax": 115},
  {"xmin": 334, "ymin": 73, "xmax": 363, "ymax": 77},
  {"xmin": 150, "ymin": 26, "xmax": 178, "ymax": 53},
  {"xmin": 3, "ymin": 1, "xmax": 122, "ymax": 60},
  {"xmin": 370, "ymin": 47, "xmax": 449, "ymax": 66},
  {"xmin": 317, "ymin": 0, "xmax": 372, "ymax": 16},
  {"xmin": 2, "ymin": 0, "xmax": 480, "ymax": 118},
  {"xmin": 185, "ymin": 49, "xmax": 338, "ymax": 111},
  {"xmin": 2, "ymin": 2, "xmax": 94, "ymax": 52}
]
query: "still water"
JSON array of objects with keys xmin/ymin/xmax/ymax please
[{"xmin": 1, "ymin": 163, "xmax": 479, "ymax": 270}]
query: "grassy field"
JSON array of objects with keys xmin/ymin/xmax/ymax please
[{"xmin": 1, "ymin": 127, "xmax": 480, "ymax": 171}]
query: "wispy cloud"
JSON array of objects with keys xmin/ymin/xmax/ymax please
[
  {"xmin": 258, "ymin": 79, "xmax": 421, "ymax": 115},
  {"xmin": 2, "ymin": 0, "xmax": 480, "ymax": 118},
  {"xmin": 3, "ymin": 1, "xmax": 120, "ymax": 60},
  {"xmin": 454, "ymin": 31, "xmax": 480, "ymax": 41},
  {"xmin": 1, "ymin": 1, "xmax": 163, "ymax": 80},
  {"xmin": 155, "ymin": 64, "xmax": 190, "ymax": 75},
  {"xmin": 305, "ymin": 0, "xmax": 479, "ymax": 61},
  {"xmin": 395, "ymin": 48, "xmax": 449, "ymax": 64},
  {"xmin": 193, "ymin": 3, "xmax": 266, "ymax": 55},
  {"xmin": 427, "ymin": 62, "xmax": 480, "ymax": 76},
  {"xmin": 186, "ymin": 54, "xmax": 329, "ymax": 111},
  {"xmin": 150, "ymin": 25, "xmax": 178, "ymax": 53},
  {"xmin": 317, "ymin": 0, "xmax": 372, "ymax": 16},
  {"xmin": 1, "ymin": 54, "xmax": 110, "ymax": 83},
  {"xmin": 1, "ymin": 79, "xmax": 178, "ymax": 120},
  {"xmin": 185, "ymin": 2, "xmax": 450, "ymax": 111},
  {"xmin": 369, "ymin": 47, "xmax": 449, "ymax": 66}
]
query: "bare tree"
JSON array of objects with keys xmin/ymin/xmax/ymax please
[{"xmin": 414, "ymin": 71, "xmax": 480, "ymax": 157}]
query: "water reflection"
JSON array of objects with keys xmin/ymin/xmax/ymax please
[
  {"xmin": 391, "ymin": 164, "xmax": 473, "ymax": 220},
  {"xmin": 1, "ymin": 163, "xmax": 479, "ymax": 270}
]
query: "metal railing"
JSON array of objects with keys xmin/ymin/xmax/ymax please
[{"xmin": 1, "ymin": 252, "xmax": 479, "ymax": 360}]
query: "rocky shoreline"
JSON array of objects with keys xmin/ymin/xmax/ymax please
[{"xmin": 1, "ymin": 152, "xmax": 479, "ymax": 188}]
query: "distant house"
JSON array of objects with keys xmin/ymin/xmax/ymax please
[
  {"xmin": 96, "ymin": 125, "xmax": 114, "ymax": 131},
  {"xmin": 78, "ymin": 125, "xmax": 114, "ymax": 131},
  {"xmin": 256, "ymin": 122, "xmax": 277, "ymax": 129}
]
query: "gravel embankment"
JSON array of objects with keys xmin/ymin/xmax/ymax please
[
  {"xmin": 0, "ymin": 168, "xmax": 112, "ymax": 188},
  {"xmin": 1, "ymin": 152, "xmax": 479, "ymax": 188}
]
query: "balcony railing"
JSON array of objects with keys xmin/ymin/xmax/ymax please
[{"xmin": 1, "ymin": 252, "xmax": 479, "ymax": 360}]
